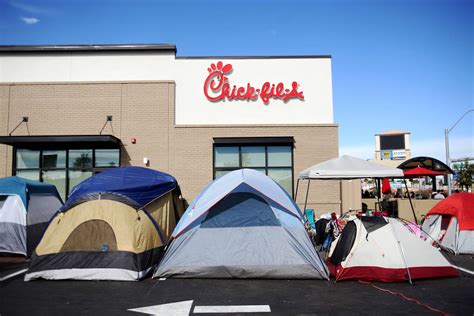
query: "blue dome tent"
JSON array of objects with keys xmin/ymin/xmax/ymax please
[{"xmin": 154, "ymin": 169, "xmax": 329, "ymax": 279}]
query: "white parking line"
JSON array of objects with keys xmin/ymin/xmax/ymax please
[
  {"xmin": 129, "ymin": 301, "xmax": 271, "ymax": 315},
  {"xmin": 193, "ymin": 305, "xmax": 271, "ymax": 313},
  {"xmin": 128, "ymin": 300, "xmax": 193, "ymax": 316},
  {"xmin": 0, "ymin": 268, "xmax": 28, "ymax": 281},
  {"xmin": 453, "ymin": 265, "xmax": 474, "ymax": 275}
]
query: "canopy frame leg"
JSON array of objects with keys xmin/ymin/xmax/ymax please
[
  {"xmin": 404, "ymin": 178, "xmax": 417, "ymax": 224},
  {"xmin": 295, "ymin": 178, "xmax": 300, "ymax": 201},
  {"xmin": 303, "ymin": 179, "xmax": 311, "ymax": 212},
  {"xmin": 375, "ymin": 178, "xmax": 381, "ymax": 211}
]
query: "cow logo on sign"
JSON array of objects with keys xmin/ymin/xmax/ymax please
[{"xmin": 203, "ymin": 61, "xmax": 304, "ymax": 105}]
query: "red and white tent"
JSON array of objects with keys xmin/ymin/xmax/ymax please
[
  {"xmin": 422, "ymin": 192, "xmax": 474, "ymax": 254},
  {"xmin": 328, "ymin": 217, "xmax": 458, "ymax": 282}
]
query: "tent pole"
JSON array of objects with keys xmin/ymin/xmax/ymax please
[
  {"xmin": 339, "ymin": 180, "xmax": 343, "ymax": 216},
  {"xmin": 404, "ymin": 178, "xmax": 417, "ymax": 224},
  {"xmin": 295, "ymin": 178, "xmax": 300, "ymax": 201},
  {"xmin": 375, "ymin": 178, "xmax": 380, "ymax": 211},
  {"xmin": 388, "ymin": 219, "xmax": 413, "ymax": 285},
  {"xmin": 303, "ymin": 180, "xmax": 311, "ymax": 212}
]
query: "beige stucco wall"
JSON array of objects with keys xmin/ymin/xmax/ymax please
[
  {"xmin": 0, "ymin": 82, "xmax": 340, "ymax": 214},
  {"xmin": 375, "ymin": 135, "xmax": 380, "ymax": 160},
  {"xmin": 362, "ymin": 198, "xmax": 441, "ymax": 222},
  {"xmin": 341, "ymin": 180, "xmax": 362, "ymax": 212}
]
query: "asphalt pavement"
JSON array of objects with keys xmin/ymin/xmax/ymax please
[{"xmin": 0, "ymin": 255, "xmax": 473, "ymax": 315}]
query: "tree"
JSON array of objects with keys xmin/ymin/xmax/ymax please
[
  {"xmin": 73, "ymin": 154, "xmax": 92, "ymax": 169},
  {"xmin": 454, "ymin": 160, "xmax": 474, "ymax": 191}
]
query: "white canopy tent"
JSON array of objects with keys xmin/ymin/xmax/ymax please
[
  {"xmin": 296, "ymin": 155, "xmax": 411, "ymax": 218},
  {"xmin": 299, "ymin": 155, "xmax": 404, "ymax": 179}
]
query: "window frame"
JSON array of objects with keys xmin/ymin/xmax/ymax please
[
  {"xmin": 13, "ymin": 147, "xmax": 121, "ymax": 199},
  {"xmin": 213, "ymin": 142, "xmax": 295, "ymax": 198}
]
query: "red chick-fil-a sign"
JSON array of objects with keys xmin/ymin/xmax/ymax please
[{"xmin": 203, "ymin": 61, "xmax": 304, "ymax": 105}]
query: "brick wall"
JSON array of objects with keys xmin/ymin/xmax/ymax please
[
  {"xmin": 0, "ymin": 86, "xmax": 10, "ymax": 178},
  {"xmin": 0, "ymin": 81, "xmax": 340, "ymax": 215}
]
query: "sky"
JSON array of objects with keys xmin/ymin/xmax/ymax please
[{"xmin": 0, "ymin": 0, "xmax": 472, "ymax": 161}]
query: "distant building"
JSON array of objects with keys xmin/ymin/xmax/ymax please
[{"xmin": 375, "ymin": 130, "xmax": 411, "ymax": 161}]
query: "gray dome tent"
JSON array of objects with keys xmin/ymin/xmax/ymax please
[{"xmin": 154, "ymin": 169, "xmax": 329, "ymax": 279}]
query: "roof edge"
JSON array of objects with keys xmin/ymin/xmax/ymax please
[
  {"xmin": 375, "ymin": 130, "xmax": 410, "ymax": 136},
  {"xmin": 0, "ymin": 44, "xmax": 177, "ymax": 53},
  {"xmin": 177, "ymin": 55, "xmax": 331, "ymax": 59}
]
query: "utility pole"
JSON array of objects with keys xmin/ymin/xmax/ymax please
[{"xmin": 445, "ymin": 109, "xmax": 473, "ymax": 195}]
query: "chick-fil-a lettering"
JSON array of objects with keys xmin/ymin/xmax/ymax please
[{"xmin": 203, "ymin": 61, "xmax": 304, "ymax": 105}]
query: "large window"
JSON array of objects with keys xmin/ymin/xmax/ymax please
[
  {"xmin": 14, "ymin": 148, "xmax": 120, "ymax": 200},
  {"xmin": 214, "ymin": 144, "xmax": 294, "ymax": 196}
]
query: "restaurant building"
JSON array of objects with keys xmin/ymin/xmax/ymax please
[{"xmin": 0, "ymin": 44, "xmax": 341, "ymax": 213}]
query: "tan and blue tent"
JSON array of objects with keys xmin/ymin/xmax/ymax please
[{"xmin": 25, "ymin": 167, "xmax": 184, "ymax": 281}]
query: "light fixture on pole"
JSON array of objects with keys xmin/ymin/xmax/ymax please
[
  {"xmin": 445, "ymin": 109, "xmax": 473, "ymax": 196},
  {"xmin": 8, "ymin": 116, "xmax": 29, "ymax": 136},
  {"xmin": 99, "ymin": 115, "xmax": 113, "ymax": 135}
]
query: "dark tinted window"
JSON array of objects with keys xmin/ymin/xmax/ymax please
[{"xmin": 42, "ymin": 150, "xmax": 66, "ymax": 168}]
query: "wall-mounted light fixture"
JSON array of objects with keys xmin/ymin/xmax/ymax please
[
  {"xmin": 99, "ymin": 115, "xmax": 114, "ymax": 135},
  {"xmin": 9, "ymin": 116, "xmax": 29, "ymax": 136}
]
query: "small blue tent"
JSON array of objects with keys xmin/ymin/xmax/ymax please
[
  {"xmin": 154, "ymin": 169, "xmax": 329, "ymax": 279},
  {"xmin": 0, "ymin": 176, "xmax": 63, "ymax": 256}
]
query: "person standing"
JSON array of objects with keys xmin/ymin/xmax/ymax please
[
  {"xmin": 323, "ymin": 212, "xmax": 343, "ymax": 256},
  {"xmin": 434, "ymin": 190, "xmax": 445, "ymax": 199}
]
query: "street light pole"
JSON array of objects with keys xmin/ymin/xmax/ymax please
[
  {"xmin": 445, "ymin": 109, "xmax": 474, "ymax": 196},
  {"xmin": 445, "ymin": 128, "xmax": 451, "ymax": 195}
]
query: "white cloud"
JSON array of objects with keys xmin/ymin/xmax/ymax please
[
  {"xmin": 10, "ymin": 1, "xmax": 57, "ymax": 15},
  {"xmin": 339, "ymin": 135, "xmax": 473, "ymax": 161},
  {"xmin": 20, "ymin": 16, "xmax": 39, "ymax": 24}
]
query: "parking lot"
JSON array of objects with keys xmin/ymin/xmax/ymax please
[{"xmin": 0, "ymin": 253, "xmax": 472, "ymax": 315}]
